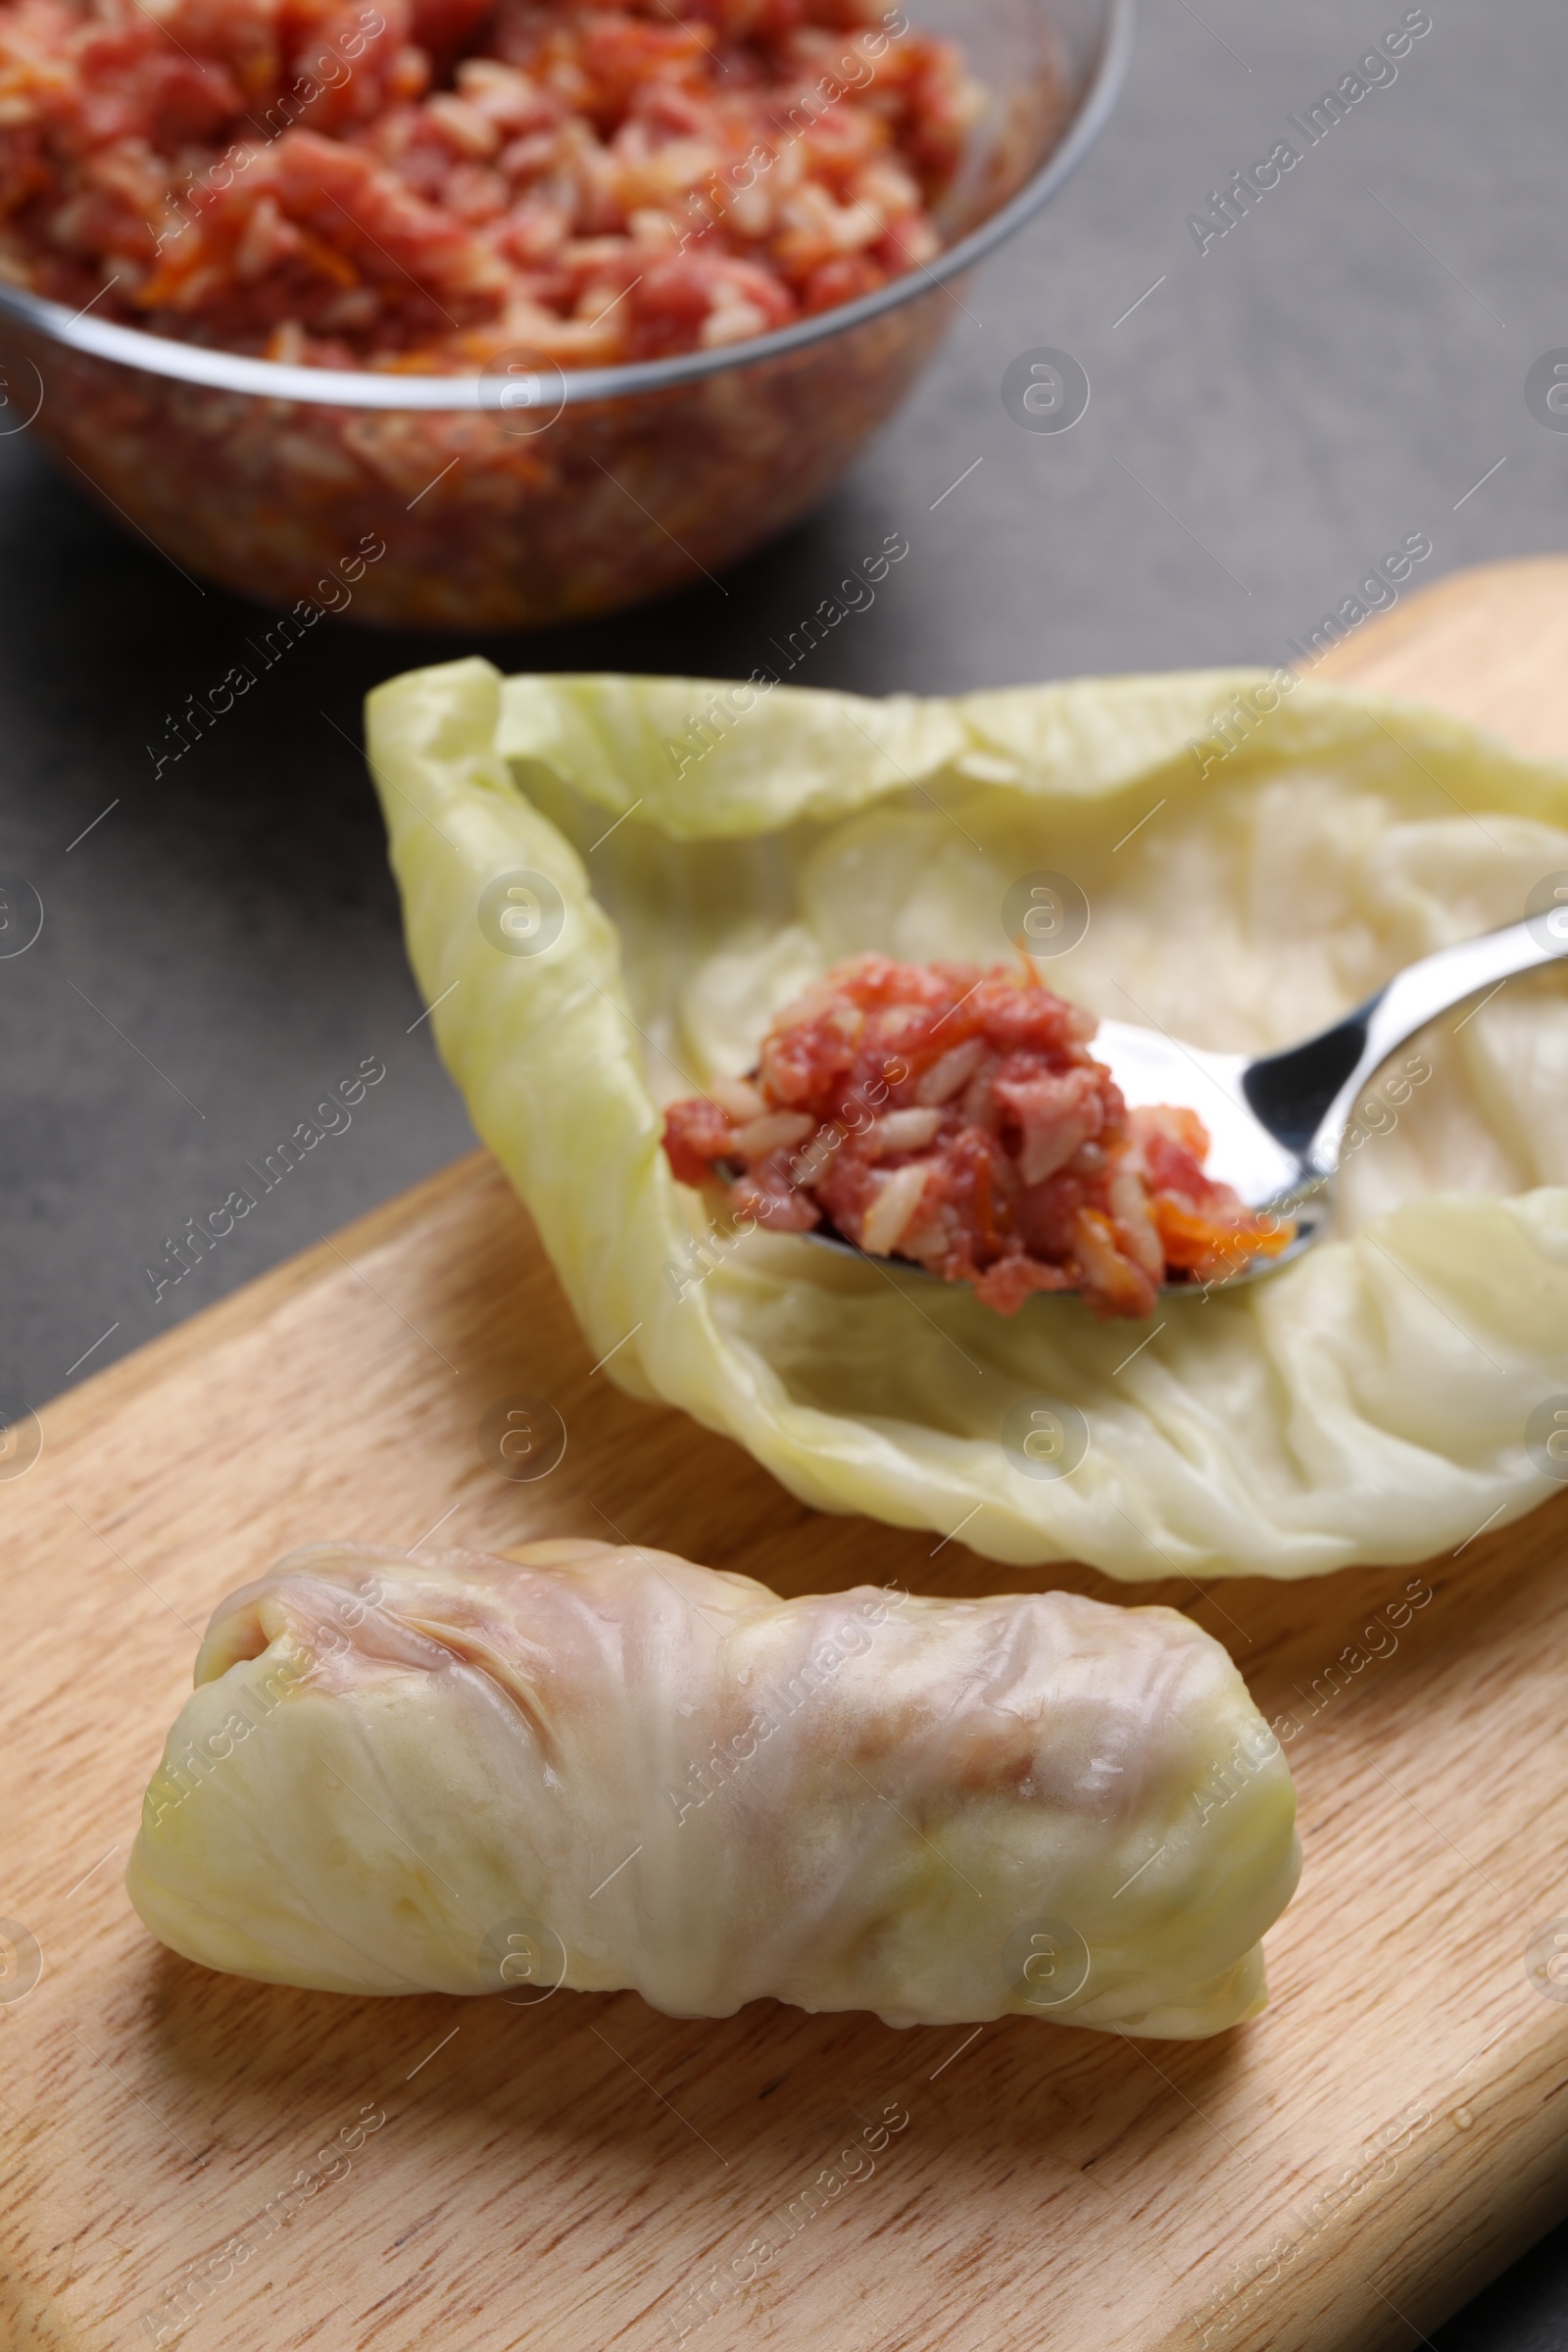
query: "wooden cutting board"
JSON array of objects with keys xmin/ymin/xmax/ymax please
[{"xmin": 5, "ymin": 560, "xmax": 1568, "ymax": 2352}]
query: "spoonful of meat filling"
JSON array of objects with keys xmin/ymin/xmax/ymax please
[{"xmin": 662, "ymin": 919, "xmax": 1567, "ymax": 1318}]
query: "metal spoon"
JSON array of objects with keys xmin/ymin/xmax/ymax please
[{"xmin": 796, "ymin": 912, "xmax": 1568, "ymax": 1293}]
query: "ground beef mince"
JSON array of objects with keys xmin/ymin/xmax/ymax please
[
  {"xmin": 662, "ymin": 956, "xmax": 1294, "ymax": 1319},
  {"xmin": 0, "ymin": 0, "xmax": 980, "ymax": 368}
]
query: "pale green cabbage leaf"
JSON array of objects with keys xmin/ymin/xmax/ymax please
[
  {"xmin": 127, "ymin": 1541, "xmax": 1299, "ymax": 2036},
  {"xmin": 365, "ymin": 661, "xmax": 1568, "ymax": 1579}
]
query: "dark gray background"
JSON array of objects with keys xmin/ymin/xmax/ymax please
[{"xmin": 1, "ymin": 1, "xmax": 1563, "ymax": 2336}]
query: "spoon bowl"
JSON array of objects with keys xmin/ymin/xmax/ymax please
[{"xmin": 793, "ymin": 911, "xmax": 1568, "ymax": 1298}]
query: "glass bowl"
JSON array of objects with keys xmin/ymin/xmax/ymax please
[{"xmin": 0, "ymin": 0, "xmax": 1133, "ymax": 631}]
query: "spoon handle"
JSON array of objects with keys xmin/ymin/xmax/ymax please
[{"xmin": 1241, "ymin": 911, "xmax": 1568, "ymax": 1175}]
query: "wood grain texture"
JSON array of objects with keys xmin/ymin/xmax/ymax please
[
  {"xmin": 1295, "ymin": 554, "xmax": 1568, "ymax": 760},
  {"xmin": 4, "ymin": 564, "xmax": 1568, "ymax": 2352}
]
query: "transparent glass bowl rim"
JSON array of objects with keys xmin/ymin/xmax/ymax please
[{"xmin": 0, "ymin": 0, "xmax": 1134, "ymax": 412}]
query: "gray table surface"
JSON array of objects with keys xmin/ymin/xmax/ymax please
[{"xmin": 2, "ymin": 0, "xmax": 1564, "ymax": 2339}]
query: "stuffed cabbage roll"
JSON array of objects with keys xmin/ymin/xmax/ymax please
[{"xmin": 128, "ymin": 1540, "xmax": 1299, "ymax": 2038}]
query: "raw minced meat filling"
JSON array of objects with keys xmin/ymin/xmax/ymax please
[
  {"xmin": 0, "ymin": 0, "xmax": 980, "ymax": 368},
  {"xmin": 663, "ymin": 956, "xmax": 1293, "ymax": 1318}
]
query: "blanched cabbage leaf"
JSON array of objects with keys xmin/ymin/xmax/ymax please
[
  {"xmin": 365, "ymin": 661, "xmax": 1568, "ymax": 1579},
  {"xmin": 127, "ymin": 1541, "xmax": 1298, "ymax": 2036}
]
